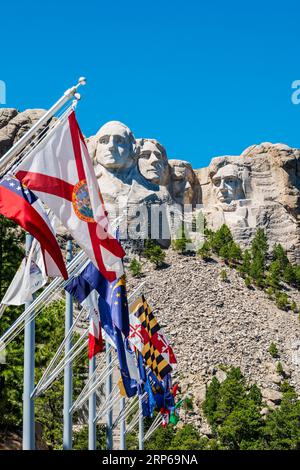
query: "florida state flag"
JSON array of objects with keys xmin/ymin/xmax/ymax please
[{"xmin": 14, "ymin": 111, "xmax": 125, "ymax": 282}]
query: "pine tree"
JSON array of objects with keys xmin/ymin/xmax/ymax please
[
  {"xmin": 129, "ymin": 258, "xmax": 142, "ymax": 277},
  {"xmin": 249, "ymin": 229, "xmax": 268, "ymax": 287},
  {"xmin": 144, "ymin": 240, "xmax": 166, "ymax": 268},
  {"xmin": 210, "ymin": 224, "xmax": 233, "ymax": 256},
  {"xmin": 239, "ymin": 249, "xmax": 251, "ymax": 278},
  {"xmin": 197, "ymin": 240, "xmax": 211, "ymax": 260},
  {"xmin": 172, "ymin": 227, "xmax": 192, "ymax": 254},
  {"xmin": 266, "ymin": 260, "xmax": 281, "ymax": 289}
]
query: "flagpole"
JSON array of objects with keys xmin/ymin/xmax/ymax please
[
  {"xmin": 106, "ymin": 342, "xmax": 113, "ymax": 450},
  {"xmin": 88, "ymin": 355, "xmax": 97, "ymax": 450},
  {"xmin": 119, "ymin": 397, "xmax": 126, "ymax": 450},
  {"xmin": 0, "ymin": 77, "xmax": 86, "ymax": 174},
  {"xmin": 63, "ymin": 239, "xmax": 73, "ymax": 450},
  {"xmin": 138, "ymin": 396, "xmax": 144, "ymax": 450},
  {"xmin": 22, "ymin": 233, "xmax": 35, "ymax": 450}
]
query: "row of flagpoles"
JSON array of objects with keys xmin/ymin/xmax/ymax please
[{"xmin": 0, "ymin": 78, "xmax": 181, "ymax": 451}]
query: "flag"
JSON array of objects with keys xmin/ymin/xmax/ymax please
[
  {"xmin": 1, "ymin": 238, "xmax": 47, "ymax": 306},
  {"xmin": 0, "ymin": 176, "xmax": 67, "ymax": 279},
  {"xmin": 65, "ymin": 269, "xmax": 103, "ymax": 359},
  {"xmin": 129, "ymin": 295, "xmax": 175, "ymax": 380},
  {"xmin": 14, "ymin": 111, "xmax": 125, "ymax": 282},
  {"xmin": 142, "ymin": 376, "xmax": 156, "ymax": 418},
  {"xmin": 72, "ymin": 261, "xmax": 138, "ymax": 397}
]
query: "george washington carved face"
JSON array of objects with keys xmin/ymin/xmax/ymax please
[{"xmin": 94, "ymin": 121, "xmax": 136, "ymax": 171}]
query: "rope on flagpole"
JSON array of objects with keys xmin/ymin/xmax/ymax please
[
  {"xmin": 35, "ymin": 332, "xmax": 89, "ymax": 395},
  {"xmin": 0, "ymin": 212, "xmax": 125, "ymax": 352},
  {"xmin": 71, "ymin": 352, "xmax": 107, "ymax": 411},
  {"xmin": 32, "ymin": 306, "xmax": 86, "ymax": 397},
  {"xmin": 144, "ymin": 414, "xmax": 163, "ymax": 441},
  {"xmin": 72, "ymin": 356, "xmax": 119, "ymax": 412}
]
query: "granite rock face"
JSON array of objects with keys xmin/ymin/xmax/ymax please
[
  {"xmin": 1, "ymin": 109, "xmax": 300, "ymax": 259},
  {"xmin": 126, "ymin": 249, "xmax": 300, "ymax": 428},
  {"xmin": 197, "ymin": 142, "xmax": 300, "ymax": 261}
]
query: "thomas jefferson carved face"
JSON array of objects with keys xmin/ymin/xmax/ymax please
[
  {"xmin": 211, "ymin": 164, "xmax": 244, "ymax": 204},
  {"xmin": 94, "ymin": 121, "xmax": 136, "ymax": 171},
  {"xmin": 137, "ymin": 139, "xmax": 170, "ymax": 186}
]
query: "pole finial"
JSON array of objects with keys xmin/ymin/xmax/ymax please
[{"xmin": 78, "ymin": 77, "xmax": 87, "ymax": 86}]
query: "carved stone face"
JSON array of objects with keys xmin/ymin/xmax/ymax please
[
  {"xmin": 94, "ymin": 121, "xmax": 135, "ymax": 171},
  {"xmin": 138, "ymin": 139, "xmax": 169, "ymax": 186},
  {"xmin": 211, "ymin": 164, "xmax": 244, "ymax": 204},
  {"xmin": 169, "ymin": 160, "xmax": 195, "ymax": 204}
]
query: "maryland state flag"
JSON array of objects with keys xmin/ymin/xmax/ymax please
[{"xmin": 129, "ymin": 295, "xmax": 175, "ymax": 380}]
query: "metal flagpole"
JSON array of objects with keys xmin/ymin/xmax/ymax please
[
  {"xmin": 119, "ymin": 397, "xmax": 126, "ymax": 450},
  {"xmin": 23, "ymin": 233, "xmax": 35, "ymax": 450},
  {"xmin": 63, "ymin": 239, "xmax": 73, "ymax": 450},
  {"xmin": 138, "ymin": 395, "xmax": 144, "ymax": 450},
  {"xmin": 105, "ymin": 342, "xmax": 113, "ymax": 450},
  {"xmin": 0, "ymin": 77, "xmax": 86, "ymax": 175},
  {"xmin": 88, "ymin": 355, "xmax": 97, "ymax": 450}
]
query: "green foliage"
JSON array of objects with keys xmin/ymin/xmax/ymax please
[
  {"xmin": 220, "ymin": 269, "xmax": 228, "ymax": 282},
  {"xmin": 202, "ymin": 377, "xmax": 220, "ymax": 428},
  {"xmin": 183, "ymin": 397, "xmax": 193, "ymax": 411},
  {"xmin": 263, "ymin": 386, "xmax": 300, "ymax": 449},
  {"xmin": 168, "ymin": 424, "xmax": 207, "ymax": 450},
  {"xmin": 210, "ymin": 224, "xmax": 233, "ymax": 256},
  {"xmin": 203, "ymin": 367, "xmax": 264, "ymax": 449},
  {"xmin": 129, "ymin": 258, "xmax": 142, "ymax": 277},
  {"xmin": 0, "ymin": 215, "xmax": 24, "ymax": 298},
  {"xmin": 0, "ymin": 218, "xmax": 25, "ymax": 427},
  {"xmin": 268, "ymin": 342, "xmax": 279, "ymax": 358},
  {"xmin": 35, "ymin": 300, "xmax": 87, "ymax": 449},
  {"xmin": 238, "ymin": 250, "xmax": 251, "ymax": 278},
  {"xmin": 197, "ymin": 240, "xmax": 211, "ymax": 260},
  {"xmin": 72, "ymin": 425, "xmax": 106, "ymax": 450},
  {"xmin": 249, "ymin": 229, "xmax": 268, "ymax": 287},
  {"xmin": 290, "ymin": 300, "xmax": 298, "ymax": 313},
  {"xmin": 266, "ymin": 260, "xmax": 281, "ymax": 289},
  {"xmin": 276, "ymin": 362, "xmax": 284, "ymax": 377},
  {"xmin": 275, "ymin": 291, "xmax": 289, "ymax": 311},
  {"xmin": 272, "ymin": 244, "xmax": 289, "ymax": 271},
  {"xmin": 171, "ymin": 227, "xmax": 192, "ymax": 254},
  {"xmin": 144, "ymin": 240, "xmax": 166, "ymax": 268},
  {"xmin": 145, "ymin": 425, "xmax": 175, "ymax": 450},
  {"xmin": 244, "ymin": 276, "xmax": 252, "ymax": 289},
  {"xmin": 265, "ymin": 286, "xmax": 275, "ymax": 300},
  {"xmin": 283, "ymin": 263, "xmax": 296, "ymax": 285}
]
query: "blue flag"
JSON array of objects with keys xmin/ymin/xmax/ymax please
[{"xmin": 77, "ymin": 261, "xmax": 137, "ymax": 397}]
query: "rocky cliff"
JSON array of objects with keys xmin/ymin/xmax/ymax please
[
  {"xmin": 125, "ymin": 250, "xmax": 300, "ymax": 431},
  {"xmin": 1, "ymin": 108, "xmax": 300, "ymax": 260}
]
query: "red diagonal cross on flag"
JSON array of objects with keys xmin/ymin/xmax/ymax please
[{"xmin": 14, "ymin": 111, "xmax": 125, "ymax": 281}]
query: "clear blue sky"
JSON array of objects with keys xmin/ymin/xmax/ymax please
[{"xmin": 1, "ymin": 0, "xmax": 300, "ymax": 168}]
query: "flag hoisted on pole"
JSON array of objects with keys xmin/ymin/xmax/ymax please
[
  {"xmin": 0, "ymin": 77, "xmax": 87, "ymax": 452},
  {"xmin": 0, "ymin": 176, "xmax": 67, "ymax": 280},
  {"xmin": 14, "ymin": 111, "xmax": 125, "ymax": 282}
]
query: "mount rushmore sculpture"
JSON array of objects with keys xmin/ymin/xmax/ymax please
[{"xmin": 1, "ymin": 108, "xmax": 300, "ymax": 260}]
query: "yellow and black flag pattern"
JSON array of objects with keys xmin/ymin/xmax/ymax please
[{"xmin": 130, "ymin": 295, "xmax": 172, "ymax": 381}]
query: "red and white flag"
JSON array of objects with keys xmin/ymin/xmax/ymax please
[{"xmin": 14, "ymin": 111, "xmax": 125, "ymax": 282}]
